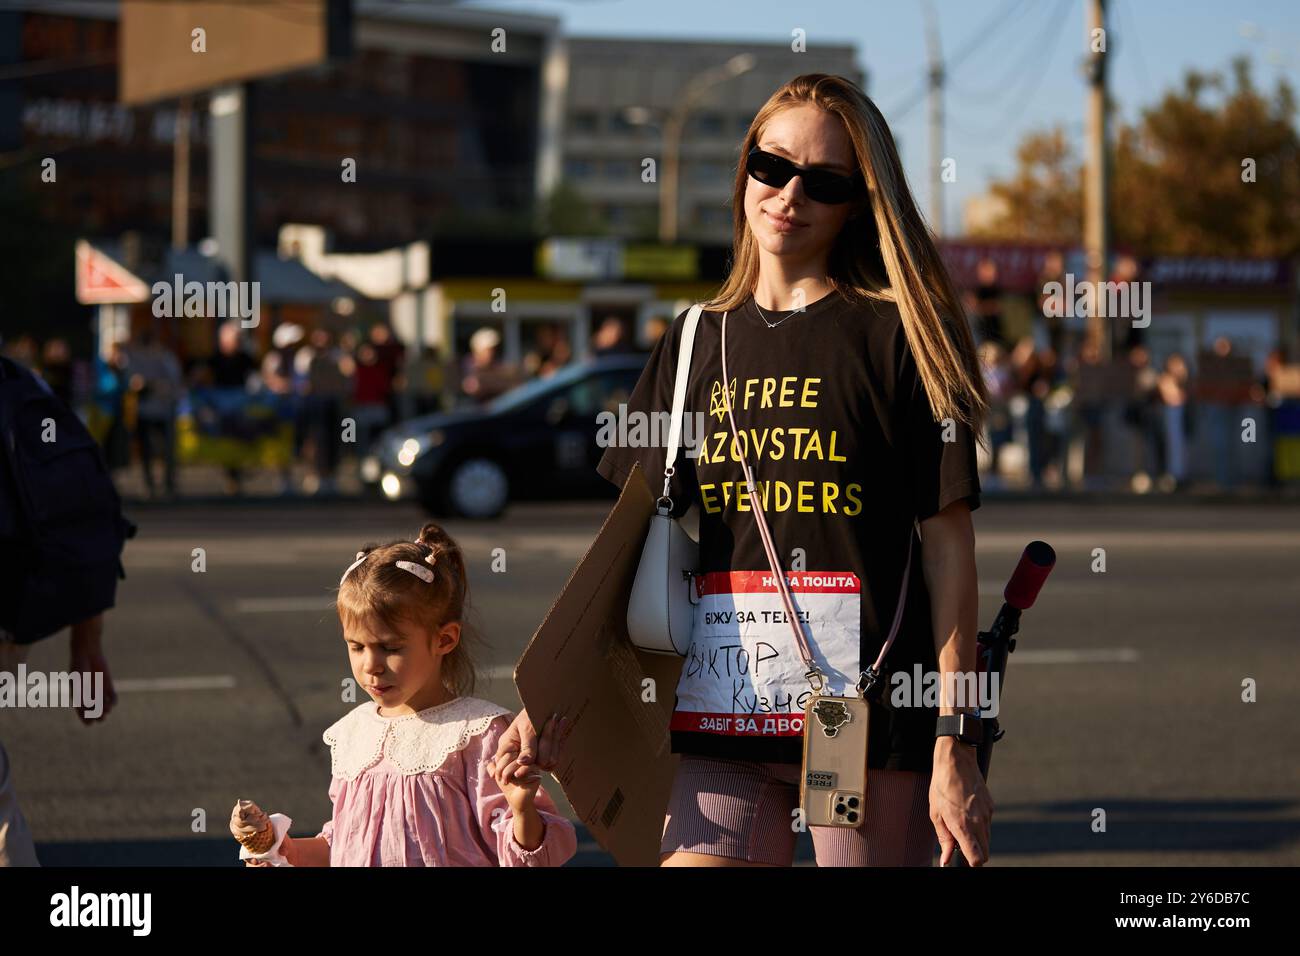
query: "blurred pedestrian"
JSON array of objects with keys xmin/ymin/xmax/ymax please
[
  {"xmin": 122, "ymin": 326, "xmax": 183, "ymax": 500},
  {"xmin": 301, "ymin": 328, "xmax": 350, "ymax": 495},
  {"xmin": 523, "ymin": 324, "xmax": 571, "ymax": 379},
  {"xmin": 592, "ymin": 316, "xmax": 633, "ymax": 356},
  {"xmin": 263, "ymin": 323, "xmax": 306, "ymax": 495},
  {"xmin": 459, "ymin": 327, "xmax": 517, "ymax": 404},
  {"xmin": 93, "ymin": 341, "xmax": 131, "ymax": 474},
  {"xmin": 978, "ymin": 341, "xmax": 1014, "ymax": 488},
  {"xmin": 368, "ymin": 323, "xmax": 407, "ymax": 423},
  {"xmin": 643, "ymin": 315, "xmax": 670, "ymax": 350},
  {"xmin": 349, "ymin": 342, "xmax": 391, "ymax": 454},
  {"xmin": 1, "ymin": 355, "xmax": 132, "ymax": 866},
  {"xmin": 1123, "ymin": 344, "xmax": 1163, "ymax": 493},
  {"xmin": 1203, "ymin": 336, "xmax": 1239, "ymax": 490},
  {"xmin": 1011, "ymin": 337, "xmax": 1054, "ymax": 489},
  {"xmin": 1034, "ymin": 251, "xmax": 1068, "ymax": 356},
  {"xmin": 973, "ymin": 257, "xmax": 1006, "ymax": 348},
  {"xmin": 1069, "ymin": 338, "xmax": 1107, "ymax": 488},
  {"xmin": 1157, "ymin": 353, "xmax": 1191, "ymax": 491},
  {"xmin": 205, "ymin": 321, "xmax": 258, "ymax": 495},
  {"xmin": 399, "ymin": 345, "xmax": 447, "ymax": 418}
]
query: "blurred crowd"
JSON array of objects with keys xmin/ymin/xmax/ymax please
[
  {"xmin": 968, "ymin": 254, "xmax": 1291, "ymax": 493},
  {"xmin": 0, "ymin": 310, "xmax": 659, "ymax": 499},
  {"xmin": 3, "ymin": 277, "xmax": 1292, "ymax": 497}
]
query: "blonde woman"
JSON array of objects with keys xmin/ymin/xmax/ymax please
[{"xmin": 495, "ymin": 74, "xmax": 992, "ymax": 867}]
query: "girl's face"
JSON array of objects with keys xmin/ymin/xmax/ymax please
[
  {"xmin": 344, "ymin": 614, "xmax": 460, "ymax": 715},
  {"xmin": 743, "ymin": 104, "xmax": 864, "ymax": 267}
]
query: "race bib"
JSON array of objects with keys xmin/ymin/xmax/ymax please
[{"xmin": 670, "ymin": 570, "xmax": 862, "ymax": 738}]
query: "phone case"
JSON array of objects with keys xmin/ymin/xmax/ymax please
[{"xmin": 800, "ymin": 693, "xmax": 870, "ymax": 828}]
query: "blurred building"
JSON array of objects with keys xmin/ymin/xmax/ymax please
[
  {"xmin": 3, "ymin": 1, "xmax": 563, "ymax": 247},
  {"xmin": 560, "ymin": 36, "xmax": 862, "ymax": 243}
]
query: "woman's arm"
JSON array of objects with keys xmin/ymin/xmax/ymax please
[{"xmin": 919, "ymin": 499, "xmax": 993, "ymax": 866}]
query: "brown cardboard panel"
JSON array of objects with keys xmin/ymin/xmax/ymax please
[{"xmin": 514, "ymin": 462, "xmax": 683, "ymax": 867}]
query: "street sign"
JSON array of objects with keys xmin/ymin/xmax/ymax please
[{"xmin": 75, "ymin": 241, "xmax": 150, "ymax": 305}]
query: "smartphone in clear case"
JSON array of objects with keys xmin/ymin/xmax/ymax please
[{"xmin": 800, "ymin": 693, "xmax": 870, "ymax": 828}]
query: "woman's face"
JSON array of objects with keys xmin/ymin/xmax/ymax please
[{"xmin": 744, "ymin": 104, "xmax": 862, "ymax": 265}]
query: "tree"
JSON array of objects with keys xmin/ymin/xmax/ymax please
[
  {"xmin": 970, "ymin": 127, "xmax": 1081, "ymax": 243},
  {"xmin": 970, "ymin": 57, "xmax": 1300, "ymax": 258}
]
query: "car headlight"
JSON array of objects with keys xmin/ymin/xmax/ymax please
[{"xmin": 397, "ymin": 438, "xmax": 422, "ymax": 468}]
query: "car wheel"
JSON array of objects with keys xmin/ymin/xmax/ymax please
[{"xmin": 444, "ymin": 457, "xmax": 509, "ymax": 519}]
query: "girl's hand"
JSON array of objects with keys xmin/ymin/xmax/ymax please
[
  {"xmin": 491, "ymin": 759, "xmax": 543, "ymax": 816},
  {"xmin": 929, "ymin": 738, "xmax": 993, "ymax": 866},
  {"xmin": 487, "ymin": 709, "xmax": 567, "ymax": 783}
]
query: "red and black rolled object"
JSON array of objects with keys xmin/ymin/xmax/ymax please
[{"xmin": 951, "ymin": 540, "xmax": 1055, "ymax": 867}]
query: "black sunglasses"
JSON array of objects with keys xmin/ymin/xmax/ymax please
[{"xmin": 745, "ymin": 146, "xmax": 865, "ymax": 204}]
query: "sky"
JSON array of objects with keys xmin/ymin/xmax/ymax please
[{"xmin": 461, "ymin": 0, "xmax": 1300, "ymax": 234}]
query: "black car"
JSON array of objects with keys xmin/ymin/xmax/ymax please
[{"xmin": 363, "ymin": 354, "xmax": 647, "ymax": 518}]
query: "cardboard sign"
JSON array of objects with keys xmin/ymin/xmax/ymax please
[{"xmin": 514, "ymin": 461, "xmax": 684, "ymax": 867}]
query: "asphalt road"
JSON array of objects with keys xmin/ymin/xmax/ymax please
[{"xmin": 7, "ymin": 497, "xmax": 1298, "ymax": 866}]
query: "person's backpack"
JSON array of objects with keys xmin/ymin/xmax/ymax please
[{"xmin": 0, "ymin": 356, "xmax": 136, "ymax": 643}]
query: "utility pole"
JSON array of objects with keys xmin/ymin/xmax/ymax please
[
  {"xmin": 923, "ymin": 0, "xmax": 944, "ymax": 235},
  {"xmin": 1083, "ymin": 0, "xmax": 1110, "ymax": 357},
  {"xmin": 171, "ymin": 95, "xmax": 191, "ymax": 250},
  {"xmin": 660, "ymin": 54, "xmax": 755, "ymax": 244}
]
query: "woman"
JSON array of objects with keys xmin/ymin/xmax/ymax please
[{"xmin": 494, "ymin": 74, "xmax": 991, "ymax": 867}]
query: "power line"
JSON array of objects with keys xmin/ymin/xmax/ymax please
[
  {"xmin": 887, "ymin": 0, "xmax": 1028, "ymax": 120},
  {"xmin": 949, "ymin": 0, "xmax": 1073, "ymax": 138},
  {"xmin": 951, "ymin": 0, "xmax": 1068, "ymax": 103}
]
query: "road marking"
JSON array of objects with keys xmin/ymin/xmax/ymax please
[
  {"xmin": 115, "ymin": 675, "xmax": 238, "ymax": 692},
  {"xmin": 1012, "ymin": 648, "xmax": 1140, "ymax": 664}
]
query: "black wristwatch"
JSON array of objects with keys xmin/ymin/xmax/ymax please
[{"xmin": 935, "ymin": 712, "xmax": 984, "ymax": 746}]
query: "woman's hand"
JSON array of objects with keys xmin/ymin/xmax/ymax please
[
  {"xmin": 487, "ymin": 709, "xmax": 567, "ymax": 783},
  {"xmin": 929, "ymin": 738, "xmax": 993, "ymax": 866}
]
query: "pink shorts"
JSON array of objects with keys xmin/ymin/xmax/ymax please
[{"xmin": 661, "ymin": 755, "xmax": 935, "ymax": 866}]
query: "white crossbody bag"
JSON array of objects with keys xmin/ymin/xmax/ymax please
[{"xmin": 626, "ymin": 304, "xmax": 703, "ymax": 656}]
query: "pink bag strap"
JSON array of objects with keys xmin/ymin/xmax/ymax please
[{"xmin": 719, "ymin": 310, "xmax": 916, "ymax": 693}]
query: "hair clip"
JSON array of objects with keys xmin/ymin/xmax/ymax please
[
  {"xmin": 339, "ymin": 550, "xmax": 368, "ymax": 587},
  {"xmin": 415, "ymin": 540, "xmax": 437, "ymax": 567},
  {"xmin": 394, "ymin": 560, "xmax": 434, "ymax": 583}
]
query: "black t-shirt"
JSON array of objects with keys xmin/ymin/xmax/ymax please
[{"xmin": 596, "ymin": 288, "xmax": 981, "ymax": 772}]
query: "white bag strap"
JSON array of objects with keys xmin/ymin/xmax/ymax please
[{"xmin": 660, "ymin": 303, "xmax": 703, "ymax": 508}]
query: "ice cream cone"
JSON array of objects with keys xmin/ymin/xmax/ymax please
[
  {"xmin": 239, "ymin": 823, "xmax": 277, "ymax": 854},
  {"xmin": 232, "ymin": 799, "xmax": 276, "ymax": 854}
]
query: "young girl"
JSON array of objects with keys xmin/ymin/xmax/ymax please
[{"xmin": 231, "ymin": 522, "xmax": 577, "ymax": 867}]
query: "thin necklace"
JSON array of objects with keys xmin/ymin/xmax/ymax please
[{"xmin": 752, "ymin": 298, "xmax": 799, "ymax": 329}]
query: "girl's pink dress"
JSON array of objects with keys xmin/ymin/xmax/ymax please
[{"xmin": 313, "ymin": 696, "xmax": 577, "ymax": 867}]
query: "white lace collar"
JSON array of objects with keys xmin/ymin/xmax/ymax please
[{"xmin": 322, "ymin": 696, "xmax": 513, "ymax": 780}]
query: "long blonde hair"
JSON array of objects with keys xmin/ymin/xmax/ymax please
[{"xmin": 705, "ymin": 73, "xmax": 988, "ymax": 433}]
